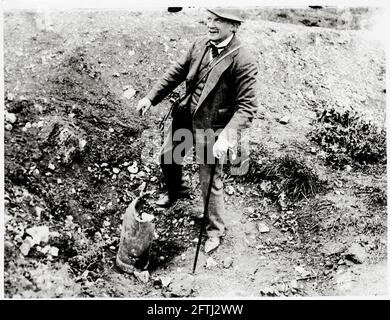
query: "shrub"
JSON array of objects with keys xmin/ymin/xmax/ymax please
[
  {"xmin": 245, "ymin": 151, "xmax": 325, "ymax": 203},
  {"xmin": 361, "ymin": 186, "xmax": 387, "ymax": 208},
  {"xmin": 309, "ymin": 107, "xmax": 386, "ymax": 169}
]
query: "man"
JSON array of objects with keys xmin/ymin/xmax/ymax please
[{"xmin": 136, "ymin": 8, "xmax": 259, "ymax": 253}]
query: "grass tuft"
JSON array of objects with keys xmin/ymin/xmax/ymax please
[{"xmin": 245, "ymin": 151, "xmax": 325, "ymax": 203}]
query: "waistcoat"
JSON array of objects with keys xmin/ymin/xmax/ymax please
[{"xmin": 189, "ymin": 48, "xmax": 212, "ymax": 113}]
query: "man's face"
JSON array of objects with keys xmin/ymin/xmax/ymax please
[{"xmin": 206, "ymin": 12, "xmax": 236, "ymax": 44}]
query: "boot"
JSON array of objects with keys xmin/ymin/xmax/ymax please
[
  {"xmin": 157, "ymin": 164, "xmax": 191, "ymax": 207},
  {"xmin": 155, "ymin": 190, "xmax": 191, "ymax": 208}
]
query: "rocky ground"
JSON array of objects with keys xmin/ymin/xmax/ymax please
[{"xmin": 3, "ymin": 7, "xmax": 387, "ymax": 298}]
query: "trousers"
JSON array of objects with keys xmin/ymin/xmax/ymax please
[{"xmin": 159, "ymin": 113, "xmax": 225, "ymax": 237}]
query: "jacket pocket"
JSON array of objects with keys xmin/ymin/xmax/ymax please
[
  {"xmin": 218, "ymin": 108, "xmax": 230, "ymax": 118},
  {"xmin": 215, "ymin": 107, "xmax": 233, "ymax": 125}
]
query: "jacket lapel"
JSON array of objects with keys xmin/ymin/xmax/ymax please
[
  {"xmin": 193, "ymin": 55, "xmax": 233, "ymax": 114},
  {"xmin": 186, "ymin": 38, "xmax": 209, "ymax": 86},
  {"xmin": 193, "ymin": 36, "xmax": 241, "ymax": 115}
]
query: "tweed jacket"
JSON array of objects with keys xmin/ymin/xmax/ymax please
[{"xmin": 147, "ymin": 35, "xmax": 259, "ymax": 144}]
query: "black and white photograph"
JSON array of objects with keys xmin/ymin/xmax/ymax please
[{"xmin": 1, "ymin": 0, "xmax": 388, "ymax": 301}]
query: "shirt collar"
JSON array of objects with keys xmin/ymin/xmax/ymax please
[{"xmin": 210, "ymin": 34, "xmax": 234, "ymax": 49}]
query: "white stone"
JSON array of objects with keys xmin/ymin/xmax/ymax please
[
  {"xmin": 41, "ymin": 245, "xmax": 51, "ymax": 254},
  {"xmin": 26, "ymin": 225, "xmax": 50, "ymax": 245},
  {"xmin": 257, "ymin": 222, "xmax": 270, "ymax": 233},
  {"xmin": 19, "ymin": 245, "xmax": 30, "ymax": 256},
  {"xmin": 223, "ymin": 257, "xmax": 234, "ymax": 269},
  {"xmin": 5, "ymin": 112, "xmax": 17, "ymax": 124},
  {"xmin": 279, "ymin": 116, "xmax": 290, "ymax": 124},
  {"xmin": 128, "ymin": 164, "xmax": 138, "ymax": 174},
  {"xmin": 7, "ymin": 92, "xmax": 15, "ymax": 101},
  {"xmin": 225, "ymin": 185, "xmax": 234, "ymax": 195},
  {"xmin": 134, "ymin": 270, "xmax": 150, "ymax": 283},
  {"xmin": 140, "ymin": 213, "xmax": 154, "ymax": 222},
  {"xmin": 19, "ymin": 237, "xmax": 34, "ymax": 256},
  {"xmin": 345, "ymin": 165, "xmax": 353, "ymax": 172},
  {"xmin": 167, "ymin": 274, "xmax": 194, "ymax": 297},
  {"xmin": 345, "ymin": 243, "xmax": 367, "ymax": 264},
  {"xmin": 79, "ymin": 139, "xmax": 87, "ymax": 150},
  {"xmin": 247, "ymin": 207, "xmax": 255, "ymax": 214},
  {"xmin": 159, "ymin": 276, "xmax": 172, "ymax": 287},
  {"xmin": 35, "ymin": 206, "xmax": 44, "ymax": 218},
  {"xmin": 123, "ymin": 87, "xmax": 136, "ymax": 99},
  {"xmin": 49, "ymin": 246, "xmax": 59, "ymax": 257},
  {"xmin": 50, "ymin": 231, "xmax": 61, "ymax": 238},
  {"xmin": 94, "ymin": 232, "xmax": 102, "ymax": 241},
  {"xmin": 137, "ymin": 171, "xmax": 145, "ymax": 178},
  {"xmin": 294, "ymin": 266, "xmax": 310, "ymax": 277},
  {"xmin": 205, "ymin": 257, "xmax": 218, "ymax": 269}
]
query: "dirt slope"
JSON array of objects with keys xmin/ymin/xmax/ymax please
[{"xmin": 3, "ymin": 8, "xmax": 386, "ymax": 298}]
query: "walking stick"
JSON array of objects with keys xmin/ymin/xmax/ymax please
[{"xmin": 192, "ymin": 159, "xmax": 218, "ymax": 274}]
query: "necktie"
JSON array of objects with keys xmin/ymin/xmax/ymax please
[{"xmin": 209, "ymin": 43, "xmax": 220, "ymax": 59}]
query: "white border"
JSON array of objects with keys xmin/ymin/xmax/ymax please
[
  {"xmin": 0, "ymin": 0, "xmax": 5, "ymax": 301},
  {"xmin": 1, "ymin": 0, "xmax": 390, "ymax": 9},
  {"xmin": 0, "ymin": 0, "xmax": 389, "ymax": 301}
]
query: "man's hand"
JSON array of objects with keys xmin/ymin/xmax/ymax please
[
  {"xmin": 213, "ymin": 136, "xmax": 236, "ymax": 161},
  {"xmin": 136, "ymin": 97, "xmax": 152, "ymax": 116}
]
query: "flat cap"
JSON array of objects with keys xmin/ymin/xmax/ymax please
[{"xmin": 206, "ymin": 8, "xmax": 243, "ymax": 23}]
